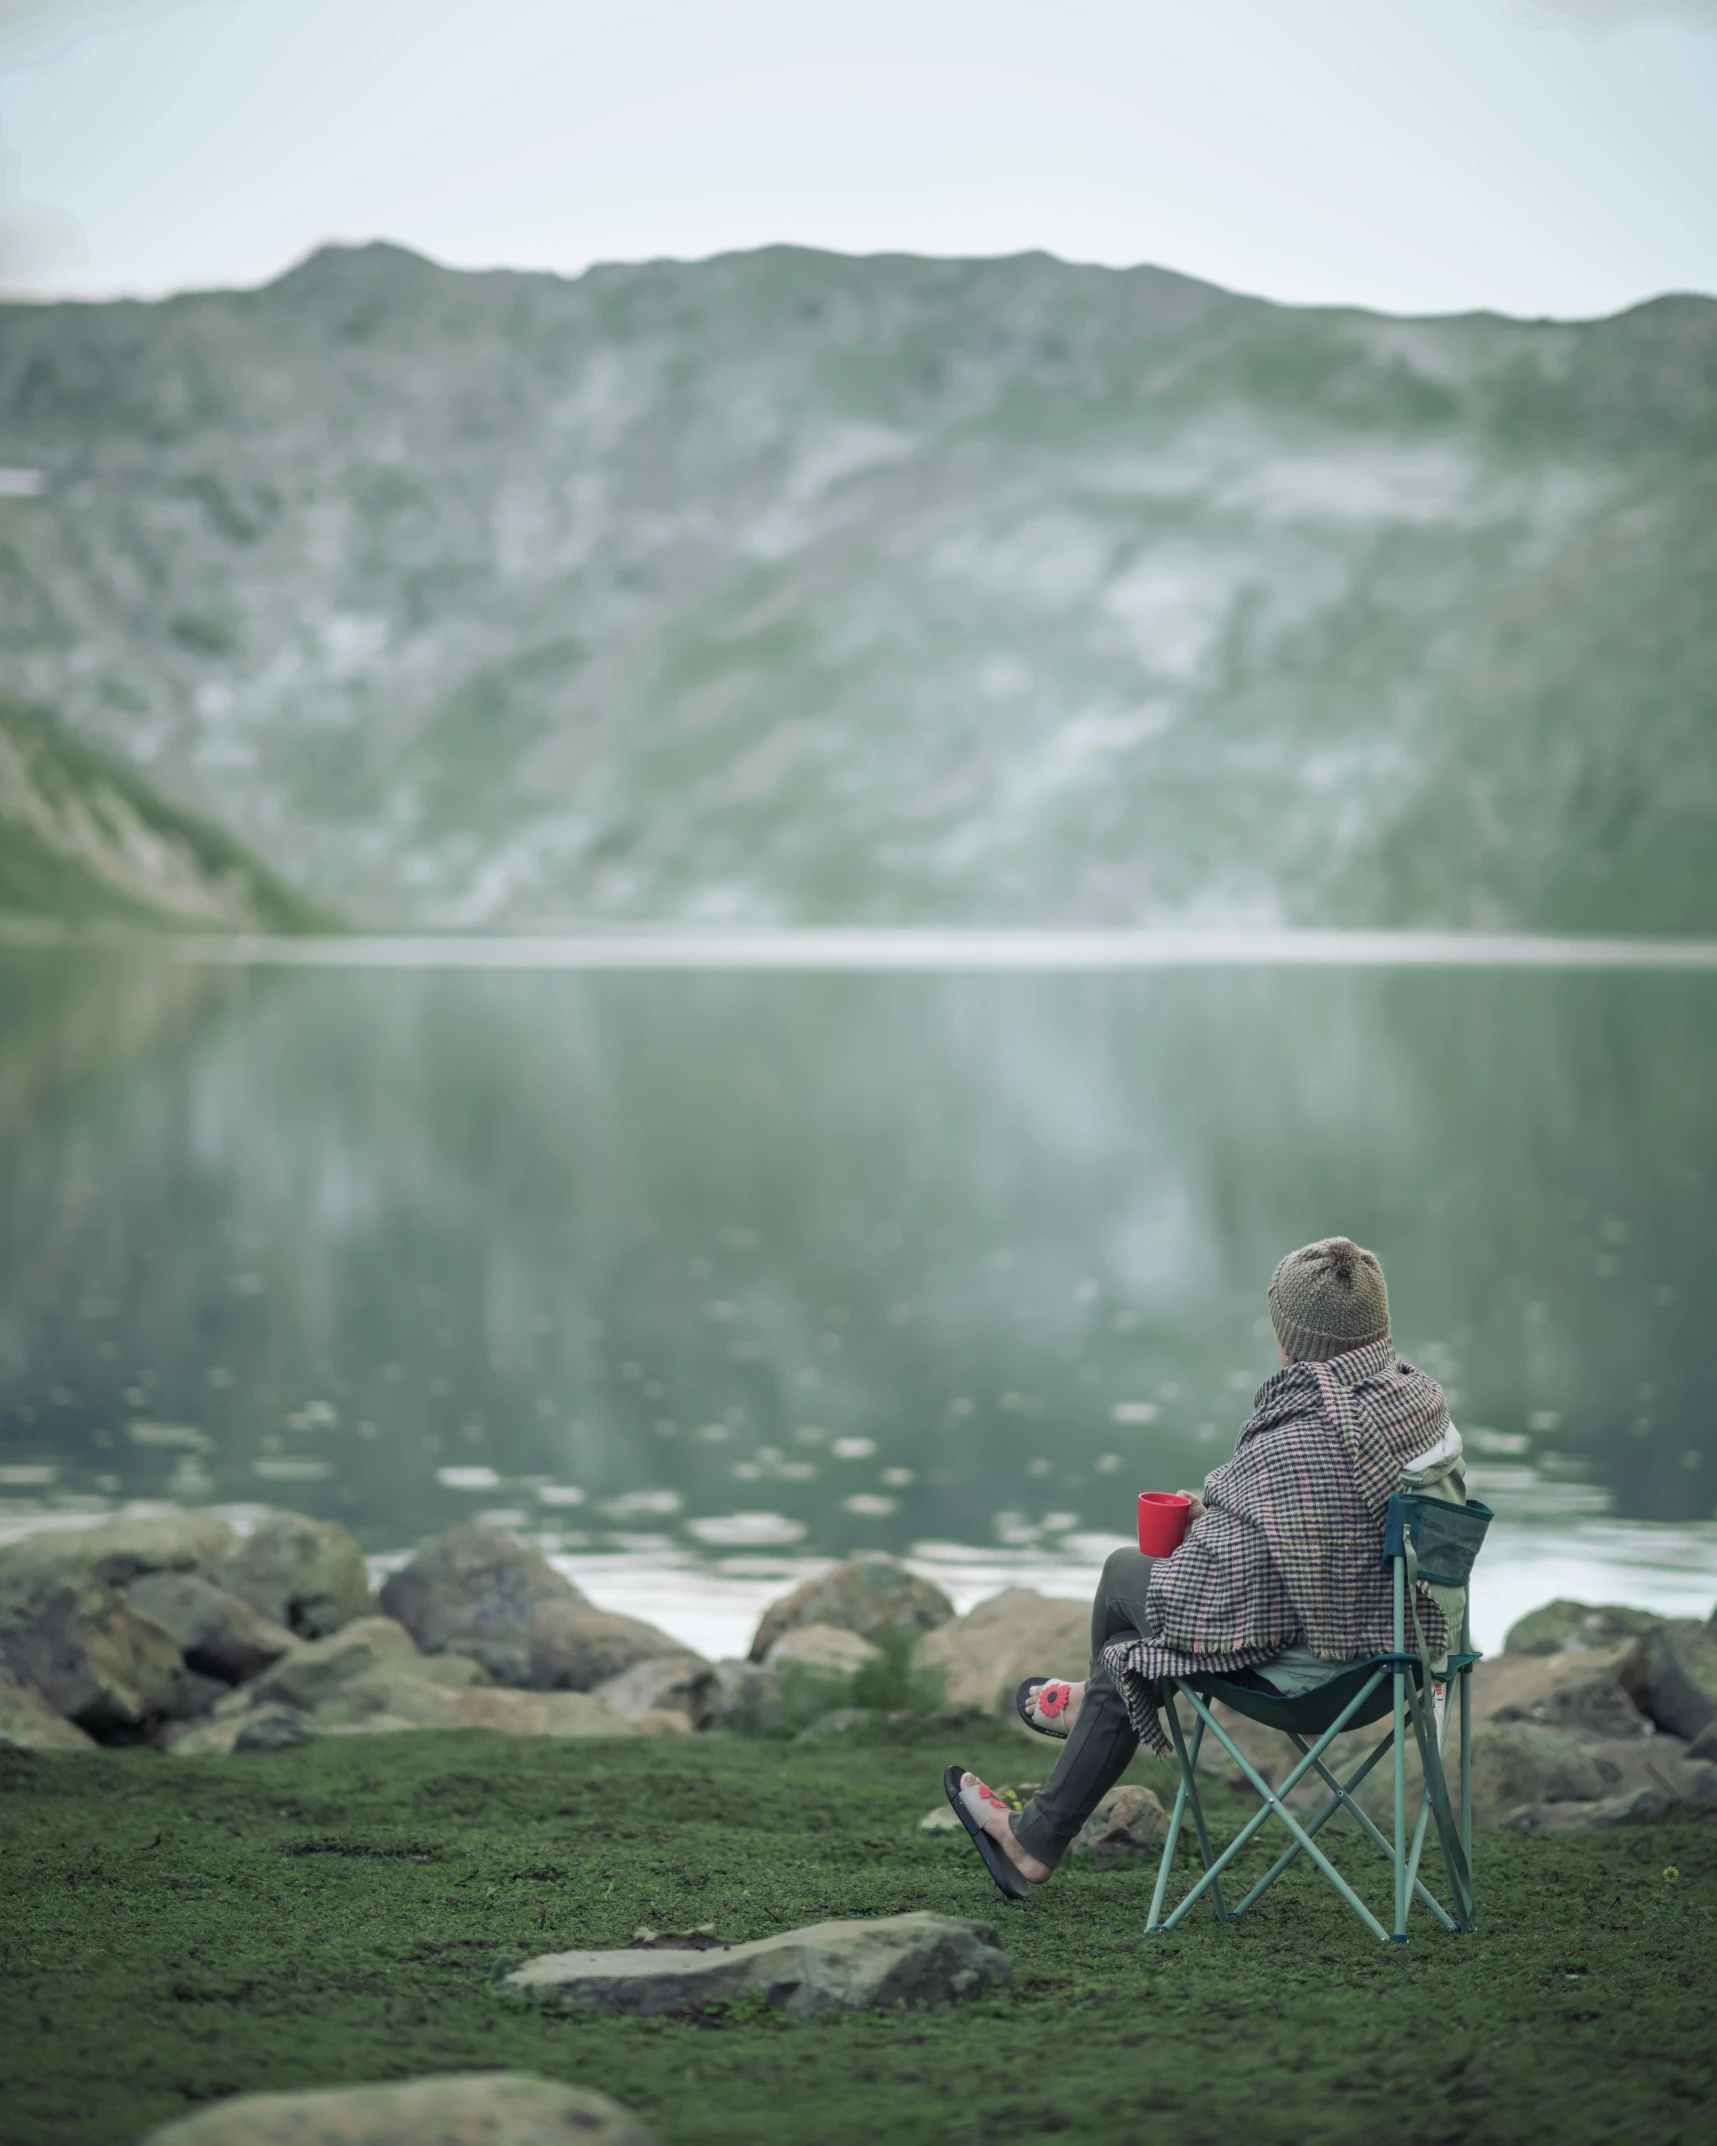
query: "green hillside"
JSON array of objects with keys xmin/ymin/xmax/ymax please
[
  {"xmin": 1, "ymin": 244, "xmax": 1713, "ymax": 929},
  {"xmin": 0, "ymin": 692, "xmax": 330, "ymax": 931}
]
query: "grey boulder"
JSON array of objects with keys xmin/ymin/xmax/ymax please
[
  {"xmin": 138, "ymin": 2070, "xmax": 657, "ymax": 2144},
  {"xmin": 765, "ymin": 1622, "xmax": 882, "ymax": 1676},
  {"xmin": 123, "ymin": 1569, "xmax": 295, "ymax": 1684},
  {"xmin": 232, "ymin": 1706, "xmax": 312, "ymax": 1753},
  {"xmin": 167, "ymin": 1617, "xmax": 683, "ymax": 1751},
  {"xmin": 705, "ymin": 1658, "xmax": 789, "ymax": 1736},
  {"xmin": 217, "ymin": 1512, "xmax": 374, "ymax": 1639},
  {"xmin": 915, "ymin": 1587, "xmax": 1090, "ymax": 1719},
  {"xmin": 749, "ymin": 1553, "xmax": 954, "ymax": 1663},
  {"xmin": 1071, "ymin": 1783, "xmax": 1169, "ymax": 1868},
  {"xmin": 529, "ymin": 1597, "xmax": 698, "ymax": 1693},
  {"xmin": 505, "ymin": 1911, "xmax": 1009, "ymax": 2018},
  {"xmin": 1619, "ymin": 1619, "xmax": 1717, "ymax": 1744},
  {"xmin": 592, "ymin": 1653, "xmax": 718, "ymax": 1728},
  {"xmin": 0, "ymin": 1573, "xmax": 182, "ymax": 1735},
  {"xmin": 1501, "ymin": 1786, "xmax": 1678, "ymax": 1831},
  {"xmin": 212, "ymin": 1614, "xmax": 482, "ymax": 1725},
  {"xmin": 0, "ymin": 1665, "xmax": 97, "ymax": 1750},
  {"xmin": 380, "ymin": 1521, "xmax": 575, "ymax": 1679},
  {"xmin": 0, "ymin": 1510, "xmax": 242, "ymax": 1734},
  {"xmin": 0, "ymin": 1509, "xmax": 237, "ymax": 1589},
  {"xmin": 1503, "ymin": 1599, "xmax": 1668, "ymax": 1656},
  {"xmin": 1469, "ymin": 1724, "xmax": 1666, "ymax": 1815},
  {"xmin": 1475, "ymin": 1642, "xmax": 1654, "ymax": 1742},
  {"xmin": 1502, "ymin": 1755, "xmax": 1717, "ymax": 1830},
  {"xmin": 169, "ymin": 1669, "xmax": 232, "ymax": 1722}
]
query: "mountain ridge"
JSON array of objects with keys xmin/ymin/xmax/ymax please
[
  {"xmin": 2, "ymin": 241, "xmax": 1713, "ymax": 930},
  {"xmin": 32, "ymin": 235, "xmax": 1717, "ymax": 330}
]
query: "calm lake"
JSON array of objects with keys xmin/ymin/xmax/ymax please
[{"xmin": 2, "ymin": 938, "xmax": 1714, "ymax": 1655}]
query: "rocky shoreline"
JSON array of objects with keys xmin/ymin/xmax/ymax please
[{"xmin": 1, "ymin": 1507, "xmax": 1713, "ymax": 1829}]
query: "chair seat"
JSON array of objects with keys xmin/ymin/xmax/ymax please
[{"xmin": 1176, "ymin": 1650, "xmax": 1480, "ymax": 1737}]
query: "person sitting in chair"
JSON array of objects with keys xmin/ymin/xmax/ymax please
[{"xmin": 945, "ymin": 1235, "xmax": 1457, "ymax": 1897}]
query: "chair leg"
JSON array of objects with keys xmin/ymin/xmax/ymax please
[
  {"xmin": 1269, "ymin": 1728, "xmax": 1458, "ymax": 1934},
  {"xmin": 1402, "ymin": 1672, "xmax": 1462, "ymax": 1914},
  {"xmin": 1228, "ymin": 1726, "xmax": 1395, "ymax": 1920},
  {"xmin": 1154, "ymin": 1681, "xmax": 1394, "ymax": 1942},
  {"xmin": 1147, "ymin": 1696, "xmax": 1198, "ymax": 1933},
  {"xmin": 1393, "ymin": 1569, "xmax": 1407, "ymax": 1939},
  {"xmin": 1147, "ymin": 1769, "xmax": 1189, "ymax": 1932},
  {"xmin": 1459, "ymin": 1647, "xmax": 1473, "ymax": 1879},
  {"xmin": 1163, "ymin": 1694, "xmax": 1226, "ymax": 1923},
  {"xmin": 1405, "ymin": 1677, "xmax": 1476, "ymax": 1932}
]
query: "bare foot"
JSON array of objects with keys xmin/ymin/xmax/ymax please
[{"xmin": 960, "ymin": 1773, "xmax": 1053, "ymax": 1885}]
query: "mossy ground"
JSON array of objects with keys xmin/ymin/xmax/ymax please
[{"xmin": 1, "ymin": 1724, "xmax": 1712, "ymax": 2146}]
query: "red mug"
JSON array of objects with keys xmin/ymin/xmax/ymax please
[{"xmin": 1137, "ymin": 1491, "xmax": 1193, "ymax": 1556}]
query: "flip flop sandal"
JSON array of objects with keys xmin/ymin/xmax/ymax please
[
  {"xmin": 943, "ymin": 1764, "xmax": 1032, "ymax": 1901},
  {"xmin": 1016, "ymin": 1677, "xmax": 1077, "ymax": 1738}
]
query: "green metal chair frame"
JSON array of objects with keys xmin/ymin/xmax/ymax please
[{"xmin": 1146, "ymin": 1491, "xmax": 1492, "ymax": 1945}]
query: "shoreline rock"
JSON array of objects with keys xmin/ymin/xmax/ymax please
[
  {"xmin": 217, "ymin": 1512, "xmax": 373, "ymax": 1639},
  {"xmin": 0, "ymin": 1508, "xmax": 258, "ymax": 1741},
  {"xmin": 593, "ymin": 1653, "xmax": 720, "ymax": 1729},
  {"xmin": 916, "ymin": 1587, "xmax": 1090, "ymax": 1721},
  {"xmin": 528, "ymin": 1595, "xmax": 700, "ymax": 1692},
  {"xmin": 381, "ymin": 1524, "xmax": 693, "ymax": 1691},
  {"xmin": 1503, "ymin": 1599, "xmax": 1667, "ymax": 1656},
  {"xmin": 166, "ymin": 1615, "xmax": 691, "ymax": 1752},
  {"xmin": 0, "ymin": 1664, "xmax": 98, "ymax": 1750},
  {"xmin": 123, "ymin": 1570, "xmax": 295, "ymax": 1685},
  {"xmin": 1619, "ymin": 1619, "xmax": 1717, "ymax": 1745},
  {"xmin": 0, "ymin": 1571, "xmax": 184, "ymax": 1736},
  {"xmin": 748, "ymin": 1553, "xmax": 953, "ymax": 1664},
  {"xmin": 0, "ymin": 1509, "xmax": 238, "ymax": 1588},
  {"xmin": 2, "ymin": 1515, "xmax": 1711, "ymax": 1821},
  {"xmin": 764, "ymin": 1622, "xmax": 882, "ymax": 1676}
]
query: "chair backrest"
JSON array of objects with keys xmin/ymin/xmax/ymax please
[{"xmin": 1380, "ymin": 1492, "xmax": 1493, "ymax": 1588}]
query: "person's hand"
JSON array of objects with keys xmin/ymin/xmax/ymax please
[{"xmin": 1179, "ymin": 1492, "xmax": 1208, "ymax": 1524}]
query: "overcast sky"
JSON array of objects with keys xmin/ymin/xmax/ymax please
[{"xmin": 2, "ymin": 0, "xmax": 1715, "ymax": 316}]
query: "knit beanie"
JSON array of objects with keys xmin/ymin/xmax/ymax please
[{"xmin": 1268, "ymin": 1237, "xmax": 1390, "ymax": 1363}]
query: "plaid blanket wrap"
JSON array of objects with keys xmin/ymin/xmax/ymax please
[{"xmin": 1104, "ymin": 1337, "xmax": 1452, "ymax": 1754}]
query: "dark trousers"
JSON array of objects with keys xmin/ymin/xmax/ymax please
[{"xmin": 1010, "ymin": 1547, "xmax": 1156, "ymax": 1870}]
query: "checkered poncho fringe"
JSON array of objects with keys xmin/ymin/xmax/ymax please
[{"xmin": 1104, "ymin": 1337, "xmax": 1452, "ymax": 1755}]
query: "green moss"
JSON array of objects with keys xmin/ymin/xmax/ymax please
[{"xmin": 0, "ymin": 1728, "xmax": 1711, "ymax": 2146}]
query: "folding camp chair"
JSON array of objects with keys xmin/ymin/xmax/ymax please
[{"xmin": 1146, "ymin": 1490, "xmax": 1492, "ymax": 1944}]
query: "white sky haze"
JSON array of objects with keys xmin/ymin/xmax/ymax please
[{"xmin": 2, "ymin": 0, "xmax": 1715, "ymax": 315}]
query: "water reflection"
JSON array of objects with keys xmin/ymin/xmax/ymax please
[{"xmin": 1, "ymin": 949, "xmax": 1713, "ymax": 1578}]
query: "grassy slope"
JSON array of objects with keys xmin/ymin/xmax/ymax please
[
  {"xmin": 1, "ymin": 1726, "xmax": 1712, "ymax": 2146},
  {"xmin": 0, "ymin": 694, "xmax": 332, "ymax": 932}
]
